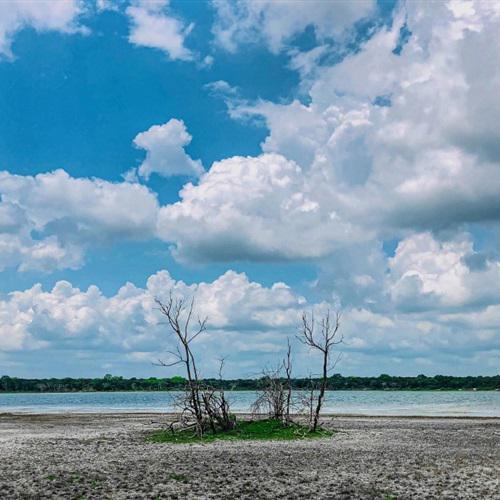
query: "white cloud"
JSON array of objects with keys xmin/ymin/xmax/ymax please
[
  {"xmin": 157, "ymin": 153, "xmax": 369, "ymax": 262},
  {"xmin": 0, "ymin": 234, "xmax": 84, "ymax": 273},
  {"xmin": 96, "ymin": 0, "xmax": 119, "ymax": 12},
  {"xmin": 222, "ymin": 0, "xmax": 500, "ymax": 244},
  {"xmin": 126, "ymin": 0, "xmax": 194, "ymax": 61},
  {"xmin": 4, "ymin": 1, "xmax": 500, "ymax": 272},
  {"xmin": 0, "ymin": 2, "xmax": 500, "ymax": 278},
  {"xmin": 1, "ymin": 267, "xmax": 498, "ymax": 376},
  {"xmin": 388, "ymin": 232, "xmax": 500, "ymax": 311},
  {"xmin": 0, "ymin": 0, "xmax": 85, "ymax": 59},
  {"xmin": 389, "ymin": 233, "xmax": 470, "ymax": 309},
  {"xmin": 212, "ymin": 0, "xmax": 375, "ymax": 53},
  {"xmin": 314, "ymin": 241, "xmax": 388, "ymax": 310},
  {"xmin": 0, "ymin": 270, "xmax": 306, "ymax": 361},
  {"xmin": 0, "ymin": 169, "xmax": 159, "ymax": 272},
  {"xmin": 205, "ymin": 79, "xmax": 238, "ymax": 97},
  {"xmin": 10, "ymin": 1, "xmax": 499, "ymax": 274},
  {"xmin": 233, "ymin": 99, "xmax": 331, "ymax": 168},
  {"xmin": 134, "ymin": 119, "xmax": 204, "ymax": 179}
]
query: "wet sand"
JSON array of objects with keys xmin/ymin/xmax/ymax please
[{"xmin": 0, "ymin": 413, "xmax": 498, "ymax": 499}]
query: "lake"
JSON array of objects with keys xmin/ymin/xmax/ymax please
[{"xmin": 0, "ymin": 390, "xmax": 498, "ymax": 416}]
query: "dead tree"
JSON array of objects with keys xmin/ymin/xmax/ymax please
[
  {"xmin": 284, "ymin": 338, "xmax": 292, "ymax": 425},
  {"xmin": 252, "ymin": 364, "xmax": 286, "ymax": 421},
  {"xmin": 155, "ymin": 293, "xmax": 207, "ymax": 437},
  {"xmin": 297, "ymin": 374, "xmax": 317, "ymax": 427},
  {"xmin": 200, "ymin": 358, "xmax": 235, "ymax": 432},
  {"xmin": 253, "ymin": 340, "xmax": 293, "ymax": 424},
  {"xmin": 156, "ymin": 296, "xmax": 235, "ymax": 436},
  {"xmin": 215, "ymin": 357, "xmax": 234, "ymax": 430},
  {"xmin": 299, "ymin": 310, "xmax": 343, "ymax": 432}
]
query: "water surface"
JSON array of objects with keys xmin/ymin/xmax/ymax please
[{"xmin": 0, "ymin": 390, "xmax": 498, "ymax": 416}]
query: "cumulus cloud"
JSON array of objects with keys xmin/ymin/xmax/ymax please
[
  {"xmin": 0, "ymin": 233, "xmax": 84, "ymax": 273},
  {"xmin": 157, "ymin": 153, "xmax": 369, "ymax": 262},
  {"xmin": 0, "ymin": 270, "xmax": 308, "ymax": 373},
  {"xmin": 0, "ymin": 0, "xmax": 85, "ymax": 59},
  {"xmin": 4, "ymin": 1, "xmax": 500, "ymax": 280},
  {"xmin": 0, "ymin": 169, "xmax": 159, "ymax": 272},
  {"xmin": 2, "ymin": 267, "xmax": 498, "ymax": 376},
  {"xmin": 11, "ymin": 1, "xmax": 499, "ymax": 274},
  {"xmin": 126, "ymin": 0, "xmax": 194, "ymax": 61},
  {"xmin": 207, "ymin": 0, "xmax": 500, "ymax": 267},
  {"xmin": 133, "ymin": 119, "xmax": 204, "ymax": 179},
  {"xmin": 212, "ymin": 0, "xmax": 375, "ymax": 53},
  {"xmin": 314, "ymin": 241, "xmax": 388, "ymax": 310},
  {"xmin": 388, "ymin": 232, "xmax": 500, "ymax": 311}
]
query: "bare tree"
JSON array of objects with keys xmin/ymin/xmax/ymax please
[
  {"xmin": 252, "ymin": 340, "xmax": 294, "ymax": 424},
  {"xmin": 155, "ymin": 293, "xmax": 207, "ymax": 436},
  {"xmin": 284, "ymin": 338, "xmax": 293, "ymax": 425},
  {"xmin": 214, "ymin": 357, "xmax": 234, "ymax": 430},
  {"xmin": 252, "ymin": 364, "xmax": 286, "ymax": 421},
  {"xmin": 200, "ymin": 358, "xmax": 235, "ymax": 432},
  {"xmin": 156, "ymin": 294, "xmax": 235, "ymax": 437},
  {"xmin": 299, "ymin": 310, "xmax": 343, "ymax": 432},
  {"xmin": 297, "ymin": 374, "xmax": 317, "ymax": 428}
]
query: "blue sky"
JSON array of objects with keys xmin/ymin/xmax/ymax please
[
  {"xmin": 0, "ymin": 0, "xmax": 499, "ymax": 378},
  {"xmin": 0, "ymin": 0, "xmax": 306, "ymax": 296}
]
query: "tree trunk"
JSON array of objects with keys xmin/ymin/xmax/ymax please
[{"xmin": 312, "ymin": 349, "xmax": 328, "ymax": 432}]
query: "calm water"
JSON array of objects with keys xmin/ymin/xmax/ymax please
[{"xmin": 0, "ymin": 391, "xmax": 498, "ymax": 416}]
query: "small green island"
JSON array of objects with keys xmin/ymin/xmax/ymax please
[{"xmin": 149, "ymin": 418, "xmax": 334, "ymax": 444}]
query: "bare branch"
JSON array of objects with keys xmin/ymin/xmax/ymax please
[
  {"xmin": 153, "ymin": 358, "xmax": 184, "ymax": 368},
  {"xmin": 298, "ymin": 308, "xmax": 343, "ymax": 431}
]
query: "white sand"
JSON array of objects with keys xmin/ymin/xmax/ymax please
[{"xmin": 0, "ymin": 413, "xmax": 498, "ymax": 499}]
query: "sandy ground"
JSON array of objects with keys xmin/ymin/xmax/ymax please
[{"xmin": 0, "ymin": 413, "xmax": 498, "ymax": 499}]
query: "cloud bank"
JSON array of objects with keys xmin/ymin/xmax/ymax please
[{"xmin": 3, "ymin": 268, "xmax": 497, "ymax": 377}]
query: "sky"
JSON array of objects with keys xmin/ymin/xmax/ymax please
[{"xmin": 0, "ymin": 0, "xmax": 499, "ymax": 379}]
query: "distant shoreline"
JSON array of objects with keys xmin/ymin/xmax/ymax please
[
  {"xmin": 1, "ymin": 388, "xmax": 499, "ymax": 394},
  {"xmin": 2, "ymin": 374, "xmax": 499, "ymax": 394}
]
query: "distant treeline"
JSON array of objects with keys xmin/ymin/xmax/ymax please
[{"xmin": 1, "ymin": 373, "xmax": 499, "ymax": 392}]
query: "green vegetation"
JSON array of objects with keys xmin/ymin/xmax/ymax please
[
  {"xmin": 168, "ymin": 473, "xmax": 189, "ymax": 482},
  {"xmin": 149, "ymin": 418, "xmax": 334, "ymax": 444},
  {"xmin": 1, "ymin": 373, "xmax": 498, "ymax": 393}
]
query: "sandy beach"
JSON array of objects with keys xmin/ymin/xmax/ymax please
[{"xmin": 0, "ymin": 413, "xmax": 498, "ymax": 499}]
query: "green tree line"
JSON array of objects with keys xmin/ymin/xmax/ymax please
[{"xmin": 0, "ymin": 373, "xmax": 498, "ymax": 392}]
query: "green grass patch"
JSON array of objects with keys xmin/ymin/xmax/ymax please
[
  {"xmin": 168, "ymin": 473, "xmax": 189, "ymax": 482},
  {"xmin": 148, "ymin": 418, "xmax": 334, "ymax": 444}
]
